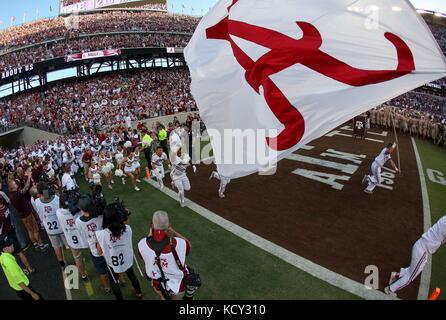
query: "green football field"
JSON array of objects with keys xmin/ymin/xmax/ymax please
[
  {"xmin": 413, "ymin": 138, "xmax": 446, "ymax": 299},
  {"xmin": 63, "ymin": 138, "xmax": 445, "ymax": 300}
]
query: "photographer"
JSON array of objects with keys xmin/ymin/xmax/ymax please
[
  {"xmin": 75, "ymin": 195, "xmax": 112, "ymax": 294},
  {"xmin": 8, "ymin": 174, "xmax": 49, "ymax": 252},
  {"xmin": 56, "ymin": 192, "xmax": 88, "ymax": 281},
  {"xmin": 95, "ymin": 203, "xmax": 142, "ymax": 300},
  {"xmin": 34, "ymin": 182, "xmax": 66, "ymax": 269},
  {"xmin": 138, "ymin": 211, "xmax": 200, "ymax": 300},
  {"xmin": 61, "ymin": 164, "xmax": 77, "ymax": 191},
  {"xmin": 0, "ymin": 192, "xmax": 35, "ymax": 275}
]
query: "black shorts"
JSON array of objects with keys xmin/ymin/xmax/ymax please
[{"xmin": 91, "ymin": 254, "xmax": 108, "ymax": 275}]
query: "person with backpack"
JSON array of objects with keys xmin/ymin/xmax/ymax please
[{"xmin": 138, "ymin": 211, "xmax": 200, "ymax": 300}]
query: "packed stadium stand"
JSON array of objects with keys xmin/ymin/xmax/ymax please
[{"xmin": 0, "ymin": 9, "xmax": 444, "ymax": 142}]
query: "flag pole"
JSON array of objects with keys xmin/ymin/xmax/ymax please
[{"xmin": 391, "ymin": 109, "xmax": 402, "ymax": 174}]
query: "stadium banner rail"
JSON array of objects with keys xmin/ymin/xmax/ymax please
[
  {"xmin": 65, "ymin": 49, "xmax": 122, "ymax": 62},
  {"xmin": 61, "ymin": 0, "xmax": 165, "ymax": 14}
]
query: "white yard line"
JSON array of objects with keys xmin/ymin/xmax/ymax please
[
  {"xmin": 411, "ymin": 137, "xmax": 432, "ymax": 300},
  {"xmin": 61, "ymin": 251, "xmax": 73, "ymax": 301},
  {"xmin": 146, "ymin": 178, "xmax": 397, "ymax": 300}
]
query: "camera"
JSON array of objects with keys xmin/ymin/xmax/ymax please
[
  {"xmin": 37, "ymin": 171, "xmax": 57, "ymax": 197},
  {"xmin": 112, "ymin": 197, "xmax": 131, "ymax": 222},
  {"xmin": 88, "ymin": 183, "xmax": 107, "ymax": 218},
  {"xmin": 62, "ymin": 188, "xmax": 82, "ymax": 216}
]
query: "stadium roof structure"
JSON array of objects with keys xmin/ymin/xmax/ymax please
[{"xmin": 0, "ymin": 47, "xmax": 185, "ymax": 98}]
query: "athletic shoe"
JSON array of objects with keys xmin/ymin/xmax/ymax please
[
  {"xmin": 135, "ymin": 187, "xmax": 141, "ymax": 192},
  {"xmin": 384, "ymin": 286, "xmax": 397, "ymax": 298},
  {"xmin": 108, "ymin": 185, "xmax": 113, "ymax": 190},
  {"xmin": 122, "ymin": 178, "xmax": 126, "ymax": 185},
  {"xmin": 39, "ymin": 243, "xmax": 50, "ymax": 252},
  {"xmin": 33, "ymin": 243, "xmax": 39, "ymax": 250},
  {"xmin": 136, "ymin": 179, "xmax": 142, "ymax": 183},
  {"xmin": 364, "ymin": 189, "xmax": 373, "ymax": 195},
  {"xmin": 362, "ymin": 175, "xmax": 368, "ymax": 185},
  {"xmin": 133, "ymin": 289, "xmax": 143, "ymax": 300},
  {"xmin": 180, "ymin": 201, "xmax": 186, "ymax": 208},
  {"xmin": 219, "ymin": 192, "xmax": 225, "ymax": 198},
  {"xmin": 389, "ymin": 272, "xmax": 400, "ymax": 285},
  {"xmin": 111, "ymin": 180, "xmax": 115, "ymax": 184}
]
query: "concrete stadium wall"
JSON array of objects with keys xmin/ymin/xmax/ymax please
[
  {"xmin": 131, "ymin": 111, "xmax": 199, "ymax": 129},
  {"xmin": 0, "ymin": 112, "xmax": 197, "ymax": 149},
  {"xmin": 0, "ymin": 128, "xmax": 24, "ymax": 149},
  {"xmin": 0, "ymin": 127, "xmax": 61, "ymax": 149},
  {"xmin": 21, "ymin": 127, "xmax": 61, "ymax": 145}
]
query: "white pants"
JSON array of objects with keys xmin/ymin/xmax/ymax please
[
  {"xmin": 366, "ymin": 162, "xmax": 381, "ymax": 192},
  {"xmin": 153, "ymin": 167, "xmax": 165, "ymax": 180},
  {"xmin": 212, "ymin": 171, "xmax": 230, "ymax": 195},
  {"xmin": 389, "ymin": 239, "xmax": 428, "ymax": 293},
  {"xmin": 173, "ymin": 176, "xmax": 191, "ymax": 193}
]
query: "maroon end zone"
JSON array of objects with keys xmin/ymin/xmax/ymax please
[{"xmin": 186, "ymin": 125, "xmax": 423, "ymax": 300}]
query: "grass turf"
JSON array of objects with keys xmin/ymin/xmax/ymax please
[
  {"xmin": 66, "ymin": 166, "xmax": 359, "ymax": 300},
  {"xmin": 414, "ymin": 139, "xmax": 446, "ymax": 300}
]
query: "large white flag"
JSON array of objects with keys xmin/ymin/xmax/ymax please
[{"xmin": 185, "ymin": 0, "xmax": 446, "ymax": 179}]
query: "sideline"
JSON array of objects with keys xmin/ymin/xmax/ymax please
[{"xmin": 411, "ymin": 137, "xmax": 432, "ymax": 300}]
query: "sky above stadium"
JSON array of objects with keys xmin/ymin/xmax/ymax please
[{"xmin": 0, "ymin": 0, "xmax": 445, "ymax": 30}]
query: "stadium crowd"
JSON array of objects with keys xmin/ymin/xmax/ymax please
[
  {"xmin": 388, "ymin": 91, "xmax": 446, "ymax": 118},
  {"xmin": 0, "ymin": 33, "xmax": 191, "ymax": 72},
  {"xmin": 0, "ymin": 11, "xmax": 198, "ymax": 52},
  {"xmin": 0, "ymin": 69, "xmax": 197, "ymax": 134},
  {"xmin": 370, "ymin": 100, "xmax": 446, "ymax": 146},
  {"xmin": 61, "ymin": 0, "xmax": 86, "ymax": 6},
  {"xmin": 61, "ymin": 0, "xmax": 168, "ymax": 10},
  {"xmin": 427, "ymin": 22, "xmax": 446, "ymax": 52},
  {"xmin": 0, "ymin": 111, "xmax": 202, "ymax": 300}
]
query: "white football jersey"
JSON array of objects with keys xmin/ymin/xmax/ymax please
[
  {"xmin": 35, "ymin": 196, "xmax": 63, "ymax": 236},
  {"xmin": 75, "ymin": 215, "xmax": 104, "ymax": 257},
  {"xmin": 374, "ymin": 148, "xmax": 391, "ymax": 168},
  {"xmin": 56, "ymin": 208, "xmax": 88, "ymax": 249},
  {"xmin": 171, "ymin": 154, "xmax": 190, "ymax": 179},
  {"xmin": 96, "ymin": 226, "xmax": 134, "ymax": 273},
  {"xmin": 152, "ymin": 152, "xmax": 167, "ymax": 169},
  {"xmin": 420, "ymin": 215, "xmax": 446, "ymax": 254}
]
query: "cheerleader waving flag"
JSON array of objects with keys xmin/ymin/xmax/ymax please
[{"xmin": 185, "ymin": 0, "xmax": 446, "ymax": 179}]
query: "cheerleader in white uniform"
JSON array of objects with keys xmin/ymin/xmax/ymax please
[
  {"xmin": 113, "ymin": 145, "xmax": 124, "ymax": 184},
  {"xmin": 133, "ymin": 146, "xmax": 142, "ymax": 183},
  {"xmin": 120, "ymin": 148, "xmax": 140, "ymax": 192},
  {"xmin": 88, "ymin": 160, "xmax": 101, "ymax": 185}
]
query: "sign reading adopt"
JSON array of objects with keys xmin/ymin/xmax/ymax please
[{"xmin": 1, "ymin": 64, "xmax": 34, "ymax": 80}]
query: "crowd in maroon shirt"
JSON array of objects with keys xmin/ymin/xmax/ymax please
[{"xmin": 0, "ymin": 69, "xmax": 197, "ymax": 134}]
